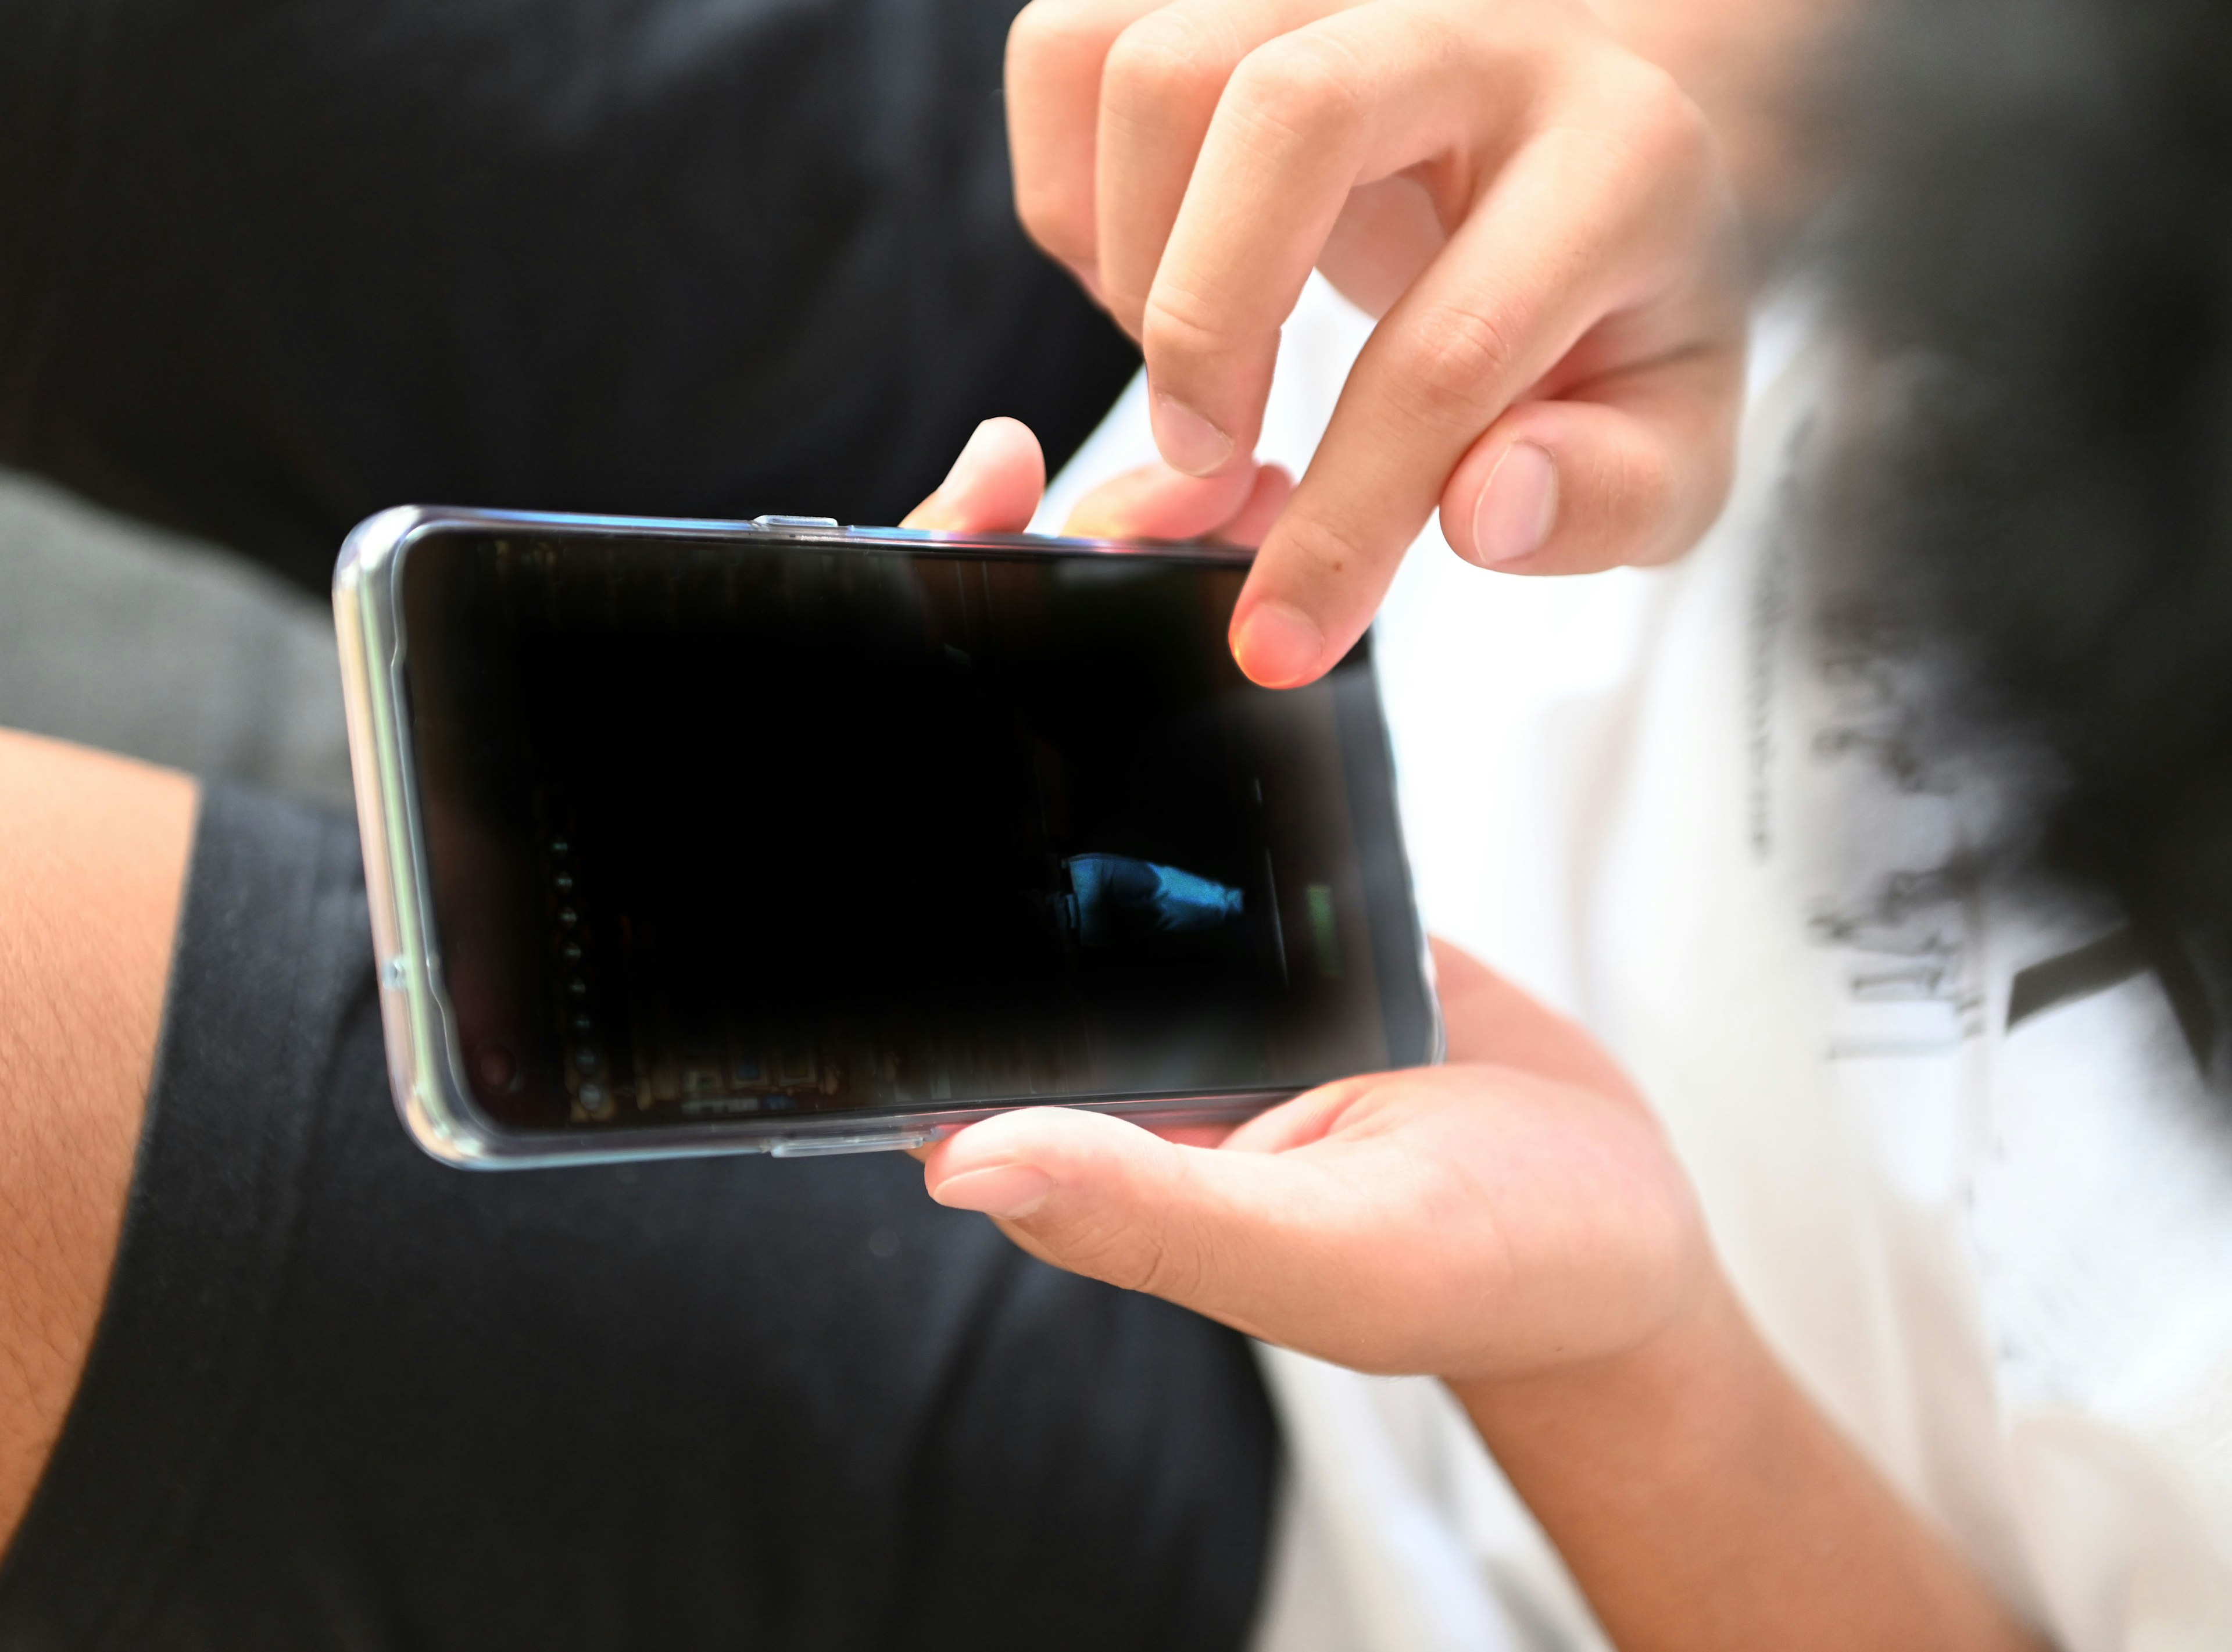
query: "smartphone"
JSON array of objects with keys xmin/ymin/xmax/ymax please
[{"xmin": 334, "ymin": 506, "xmax": 1440, "ymax": 1167}]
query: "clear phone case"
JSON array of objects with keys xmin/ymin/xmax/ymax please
[{"xmin": 334, "ymin": 505, "xmax": 1440, "ymax": 1167}]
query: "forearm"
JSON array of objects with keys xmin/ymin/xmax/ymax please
[
  {"xmin": 1450, "ymin": 1275, "xmax": 2045, "ymax": 1652},
  {"xmin": 0, "ymin": 731, "xmax": 194, "ymax": 1544}
]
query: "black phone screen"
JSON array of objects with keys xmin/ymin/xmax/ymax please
[{"xmin": 398, "ymin": 524, "xmax": 1432, "ymax": 1135}]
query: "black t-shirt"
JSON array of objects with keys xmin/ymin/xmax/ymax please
[
  {"xmin": 0, "ymin": 789, "xmax": 1275, "ymax": 1649},
  {"xmin": 0, "ymin": 2, "xmax": 1275, "ymax": 1643},
  {"xmin": 0, "ymin": 0, "xmax": 1140, "ymax": 592}
]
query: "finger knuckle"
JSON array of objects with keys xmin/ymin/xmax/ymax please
[
  {"xmin": 1629, "ymin": 431, "xmax": 1726, "ymax": 567},
  {"xmin": 1389, "ymin": 302, "xmax": 1524, "ymax": 422},
  {"xmin": 1229, "ymin": 33, "xmax": 1367, "ymax": 150},
  {"xmin": 1059, "ymin": 1208, "xmax": 1204, "ymax": 1300},
  {"xmin": 1140, "ymin": 283, "xmax": 1230, "ymax": 368},
  {"xmin": 1604, "ymin": 429, "xmax": 1678, "ymax": 524},
  {"xmin": 1128, "ymin": 1222, "xmax": 1212, "ymax": 1301},
  {"xmin": 1103, "ymin": 11, "xmax": 1226, "ymax": 117},
  {"xmin": 1554, "ymin": 434, "xmax": 1677, "ymax": 568},
  {"xmin": 1277, "ymin": 507, "xmax": 1378, "ymax": 585}
]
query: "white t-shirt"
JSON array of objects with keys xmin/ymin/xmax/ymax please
[{"xmin": 1043, "ymin": 282, "xmax": 2232, "ymax": 1652}]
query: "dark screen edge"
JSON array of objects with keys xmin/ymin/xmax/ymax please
[{"xmin": 1330, "ymin": 634, "xmax": 1440, "ymax": 1068}]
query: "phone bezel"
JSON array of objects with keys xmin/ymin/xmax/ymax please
[{"xmin": 334, "ymin": 505, "xmax": 1442, "ymax": 1167}]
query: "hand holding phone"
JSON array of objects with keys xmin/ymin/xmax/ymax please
[
  {"xmin": 911, "ymin": 419, "xmax": 1694, "ymax": 1378},
  {"xmin": 899, "ymin": 421, "xmax": 2040, "ymax": 1652},
  {"xmin": 920, "ymin": 938, "xmax": 1703, "ymax": 1383}
]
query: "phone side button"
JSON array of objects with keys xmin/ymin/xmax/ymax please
[
  {"xmin": 770, "ymin": 1131, "xmax": 935, "ymax": 1158},
  {"xmin": 750, "ymin": 514, "xmax": 839, "ymax": 530}
]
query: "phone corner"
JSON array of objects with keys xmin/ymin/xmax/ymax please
[
  {"xmin": 390, "ymin": 1067, "xmax": 515, "ymax": 1170},
  {"xmin": 334, "ymin": 505, "xmax": 443, "ymax": 596}
]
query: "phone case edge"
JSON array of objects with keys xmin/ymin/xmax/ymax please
[{"xmin": 332, "ymin": 504, "xmax": 1435, "ymax": 1170}]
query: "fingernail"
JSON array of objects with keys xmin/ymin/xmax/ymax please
[
  {"xmin": 931, "ymin": 1164, "xmax": 1056, "ymax": 1219},
  {"xmin": 1469, "ymin": 442, "xmax": 1558, "ymax": 566},
  {"xmin": 1150, "ymin": 391, "xmax": 1234, "ymax": 477},
  {"xmin": 1229, "ymin": 600, "xmax": 1324, "ymax": 687}
]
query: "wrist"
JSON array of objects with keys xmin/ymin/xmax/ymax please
[
  {"xmin": 1444, "ymin": 1262, "xmax": 1764, "ymax": 1481},
  {"xmin": 1441, "ymin": 1267, "xmax": 2045, "ymax": 1652}
]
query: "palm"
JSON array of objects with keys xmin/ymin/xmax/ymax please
[
  {"xmin": 926, "ymin": 941, "xmax": 1709, "ymax": 1386},
  {"xmin": 1207, "ymin": 1064, "xmax": 1703, "ymax": 1381}
]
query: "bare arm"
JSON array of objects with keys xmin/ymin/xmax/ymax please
[
  {"xmin": 900, "ymin": 0, "xmax": 2035, "ymax": 1630},
  {"xmin": 1425, "ymin": 938, "xmax": 2044, "ymax": 1651},
  {"xmin": 0, "ymin": 730, "xmax": 195, "ymax": 1544},
  {"xmin": 1457, "ymin": 1276, "xmax": 2042, "ymax": 1652},
  {"xmin": 911, "ymin": 842, "xmax": 2045, "ymax": 1648}
]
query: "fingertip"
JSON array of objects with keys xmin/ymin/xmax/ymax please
[
  {"xmin": 1466, "ymin": 442, "xmax": 1559, "ymax": 568},
  {"xmin": 1213, "ymin": 464, "xmax": 1294, "ymax": 549},
  {"xmin": 927, "ymin": 1105, "xmax": 1133, "ymax": 1179},
  {"xmin": 1061, "ymin": 461, "xmax": 1255, "ymax": 542},
  {"xmin": 929, "ymin": 1163, "xmax": 1057, "ymax": 1219},
  {"xmin": 1150, "ymin": 390, "xmax": 1239, "ymax": 478},
  {"xmin": 908, "ymin": 417, "xmax": 1047, "ymax": 533},
  {"xmin": 1440, "ymin": 390, "xmax": 1727, "ymax": 577},
  {"xmin": 924, "ymin": 1106, "xmax": 1175, "ymax": 1217},
  {"xmin": 1228, "ymin": 598, "xmax": 1325, "ymax": 688},
  {"xmin": 960, "ymin": 415, "xmax": 1048, "ymax": 500}
]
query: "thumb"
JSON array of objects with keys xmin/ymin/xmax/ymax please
[
  {"xmin": 1437, "ymin": 348, "xmax": 1739, "ymax": 577},
  {"xmin": 900, "ymin": 417, "xmax": 1047, "ymax": 532},
  {"xmin": 922, "ymin": 1107, "xmax": 1305, "ymax": 1324}
]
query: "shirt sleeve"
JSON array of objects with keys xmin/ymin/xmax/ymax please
[
  {"xmin": 0, "ymin": 784, "xmax": 1279, "ymax": 1650},
  {"xmin": 0, "ymin": 0, "xmax": 1139, "ymax": 593}
]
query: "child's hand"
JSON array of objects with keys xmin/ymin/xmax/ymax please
[
  {"xmin": 918, "ymin": 939, "xmax": 1712, "ymax": 1385},
  {"xmin": 1001, "ymin": 0, "xmax": 1748, "ymax": 688},
  {"xmin": 901, "ymin": 413, "xmax": 1297, "ymax": 546}
]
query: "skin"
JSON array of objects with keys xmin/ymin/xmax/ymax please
[
  {"xmin": 0, "ymin": 730, "xmax": 196, "ymax": 1546},
  {"xmin": 1594, "ymin": 0, "xmax": 1850, "ymax": 246},
  {"xmin": 0, "ymin": 2, "xmax": 1924, "ymax": 1625},
  {"xmin": 908, "ymin": 436, "xmax": 2045, "ymax": 1650},
  {"xmin": 0, "ymin": 707, "xmax": 2045, "ymax": 1650},
  {"xmin": 988, "ymin": 0, "xmax": 1750, "ymax": 689}
]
